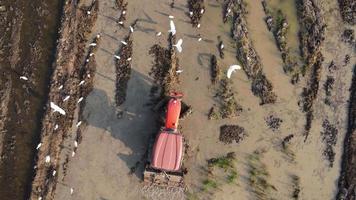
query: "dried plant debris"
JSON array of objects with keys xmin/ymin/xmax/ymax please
[
  {"xmin": 281, "ymin": 134, "xmax": 296, "ymax": 162},
  {"xmin": 210, "ymin": 55, "xmax": 221, "ymax": 84},
  {"xmin": 327, "ymin": 61, "xmax": 338, "ymax": 73},
  {"xmin": 321, "ymin": 119, "xmax": 338, "ymax": 167},
  {"xmin": 230, "ymin": 0, "xmax": 277, "ymax": 105},
  {"xmin": 261, "ymin": 1, "xmax": 300, "ymax": 80},
  {"xmin": 115, "ymin": 0, "xmax": 128, "ymax": 26},
  {"xmin": 148, "ymin": 34, "xmax": 180, "ymax": 102},
  {"xmin": 215, "ymin": 78, "xmax": 243, "ymax": 119},
  {"xmin": 299, "ymin": 52, "xmax": 323, "ymax": 141},
  {"xmin": 180, "ymin": 101, "xmax": 193, "ymax": 119},
  {"xmin": 341, "ymin": 29, "xmax": 355, "ymax": 47},
  {"xmin": 247, "ymin": 150, "xmax": 277, "ymax": 200},
  {"xmin": 222, "ymin": 0, "xmax": 237, "ymax": 23},
  {"xmin": 296, "ymin": 0, "xmax": 326, "ymax": 74},
  {"xmin": 337, "ymin": 65, "xmax": 356, "ymax": 200},
  {"xmin": 115, "ymin": 34, "xmax": 133, "ymax": 106},
  {"xmin": 187, "ymin": 0, "xmax": 205, "ymax": 27},
  {"xmin": 337, "ymin": 0, "xmax": 356, "ymax": 25},
  {"xmin": 291, "ymin": 174, "xmax": 301, "ymax": 200},
  {"xmin": 219, "ymin": 125, "xmax": 247, "ymax": 144},
  {"xmin": 265, "ymin": 115, "xmax": 283, "ymax": 132},
  {"xmin": 324, "ymin": 76, "xmax": 335, "ymax": 106}
]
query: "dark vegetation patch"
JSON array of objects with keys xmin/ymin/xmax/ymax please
[
  {"xmin": 114, "ymin": 0, "xmax": 128, "ymax": 26},
  {"xmin": 265, "ymin": 115, "xmax": 283, "ymax": 132},
  {"xmin": 291, "ymin": 174, "xmax": 301, "ymax": 200},
  {"xmin": 323, "ymin": 76, "xmax": 335, "ymax": 106},
  {"xmin": 187, "ymin": 0, "xmax": 205, "ymax": 27},
  {"xmin": 210, "ymin": 55, "xmax": 220, "ymax": 85},
  {"xmin": 281, "ymin": 134, "xmax": 296, "ymax": 162},
  {"xmin": 321, "ymin": 119, "xmax": 338, "ymax": 167},
  {"xmin": 341, "ymin": 29, "xmax": 355, "ymax": 48},
  {"xmin": 230, "ymin": 0, "xmax": 277, "ymax": 105},
  {"xmin": 337, "ymin": 0, "xmax": 356, "ymax": 25},
  {"xmin": 219, "ymin": 125, "xmax": 247, "ymax": 144},
  {"xmin": 114, "ymin": 34, "xmax": 133, "ymax": 106}
]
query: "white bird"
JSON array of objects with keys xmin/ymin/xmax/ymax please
[
  {"xmin": 200, "ymin": 9, "xmax": 205, "ymax": 14},
  {"xmin": 72, "ymin": 151, "xmax": 76, "ymax": 157},
  {"xmin": 127, "ymin": 57, "xmax": 132, "ymax": 61},
  {"xmin": 129, "ymin": 26, "xmax": 134, "ymax": 33},
  {"xmin": 121, "ymin": 41, "xmax": 127, "ymax": 45},
  {"xmin": 96, "ymin": 34, "xmax": 101, "ymax": 38},
  {"xmin": 89, "ymin": 43, "xmax": 97, "ymax": 47},
  {"xmin": 118, "ymin": 21, "xmax": 124, "ymax": 25},
  {"xmin": 169, "ymin": 20, "xmax": 176, "ymax": 35},
  {"xmin": 156, "ymin": 32, "xmax": 162, "ymax": 36},
  {"xmin": 173, "ymin": 39, "xmax": 183, "ymax": 53},
  {"xmin": 198, "ymin": 37, "xmax": 202, "ymax": 42},
  {"xmin": 85, "ymin": 59, "xmax": 90, "ymax": 63},
  {"xmin": 77, "ymin": 97, "xmax": 83, "ymax": 103},
  {"xmin": 58, "ymin": 85, "xmax": 63, "ymax": 90},
  {"xmin": 74, "ymin": 141, "xmax": 78, "ymax": 148},
  {"xmin": 38, "ymin": 196, "xmax": 42, "ymax": 200},
  {"xmin": 114, "ymin": 55, "xmax": 121, "ymax": 60},
  {"xmin": 169, "ymin": 15, "xmax": 174, "ymax": 19},
  {"xmin": 87, "ymin": 74, "xmax": 91, "ymax": 78},
  {"xmin": 45, "ymin": 155, "xmax": 51, "ymax": 163},
  {"xmin": 89, "ymin": 53, "xmax": 94, "ymax": 57},
  {"xmin": 54, "ymin": 124, "xmax": 59, "ymax": 130},
  {"xmin": 79, "ymin": 80, "xmax": 85, "ymax": 86},
  {"xmin": 122, "ymin": 10, "xmax": 126, "ymax": 15},
  {"xmin": 227, "ymin": 65, "xmax": 242, "ymax": 79},
  {"xmin": 50, "ymin": 102, "xmax": 66, "ymax": 115},
  {"xmin": 87, "ymin": 11, "xmax": 91, "ymax": 15},
  {"xmin": 70, "ymin": 188, "xmax": 74, "ymax": 195},
  {"xmin": 176, "ymin": 69, "xmax": 183, "ymax": 73},
  {"xmin": 36, "ymin": 143, "xmax": 42, "ymax": 150},
  {"xmin": 20, "ymin": 76, "xmax": 28, "ymax": 81},
  {"xmin": 52, "ymin": 170, "xmax": 56, "ymax": 176},
  {"xmin": 189, "ymin": 11, "xmax": 193, "ymax": 16},
  {"xmin": 220, "ymin": 43, "xmax": 224, "ymax": 49},
  {"xmin": 197, "ymin": 23, "xmax": 201, "ymax": 28},
  {"xmin": 227, "ymin": 8, "xmax": 231, "ymax": 14},
  {"xmin": 76, "ymin": 121, "xmax": 82, "ymax": 127},
  {"xmin": 63, "ymin": 95, "xmax": 70, "ymax": 102}
]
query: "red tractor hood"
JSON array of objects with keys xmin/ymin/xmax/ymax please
[{"xmin": 151, "ymin": 131, "xmax": 183, "ymax": 172}]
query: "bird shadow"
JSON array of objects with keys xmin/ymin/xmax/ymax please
[
  {"xmin": 197, "ymin": 53, "xmax": 211, "ymax": 67},
  {"xmin": 83, "ymin": 69, "xmax": 159, "ymax": 180}
]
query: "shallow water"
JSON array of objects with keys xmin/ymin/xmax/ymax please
[{"xmin": 0, "ymin": 0, "xmax": 63, "ymax": 199}]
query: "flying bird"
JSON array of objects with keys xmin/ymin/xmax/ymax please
[
  {"xmin": 173, "ymin": 39, "xmax": 183, "ymax": 53},
  {"xmin": 169, "ymin": 20, "xmax": 176, "ymax": 35},
  {"xmin": 76, "ymin": 121, "xmax": 82, "ymax": 127},
  {"xmin": 227, "ymin": 65, "xmax": 241, "ymax": 79},
  {"xmin": 45, "ymin": 155, "xmax": 51, "ymax": 163},
  {"xmin": 79, "ymin": 80, "xmax": 85, "ymax": 86},
  {"xmin": 63, "ymin": 95, "xmax": 70, "ymax": 102},
  {"xmin": 50, "ymin": 102, "xmax": 66, "ymax": 115},
  {"xmin": 20, "ymin": 76, "xmax": 28, "ymax": 81},
  {"xmin": 77, "ymin": 97, "xmax": 83, "ymax": 103}
]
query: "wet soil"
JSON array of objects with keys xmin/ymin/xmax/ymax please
[
  {"xmin": 29, "ymin": 0, "xmax": 99, "ymax": 199},
  {"xmin": 0, "ymin": 0, "xmax": 63, "ymax": 199}
]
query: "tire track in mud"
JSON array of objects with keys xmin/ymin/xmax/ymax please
[{"xmin": 29, "ymin": 1, "xmax": 99, "ymax": 199}]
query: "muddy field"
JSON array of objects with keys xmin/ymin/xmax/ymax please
[{"xmin": 0, "ymin": 0, "xmax": 355, "ymax": 200}]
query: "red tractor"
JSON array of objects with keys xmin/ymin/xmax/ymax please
[{"xmin": 143, "ymin": 92, "xmax": 184, "ymax": 187}]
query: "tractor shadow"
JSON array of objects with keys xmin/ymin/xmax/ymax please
[{"xmin": 84, "ymin": 69, "xmax": 160, "ymax": 179}]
